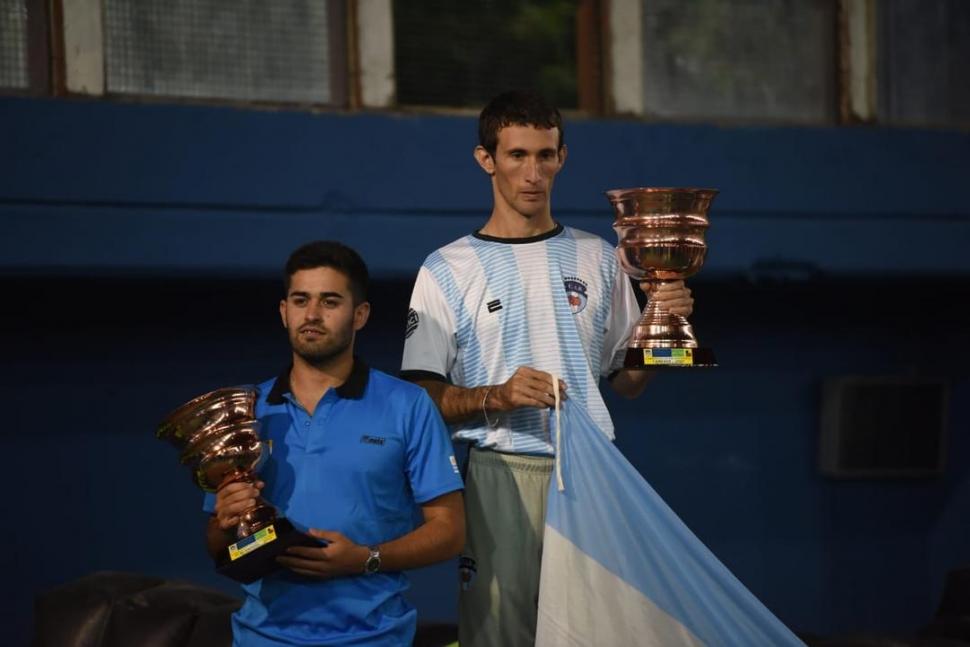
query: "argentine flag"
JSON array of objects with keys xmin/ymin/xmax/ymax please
[{"xmin": 536, "ymin": 399, "xmax": 804, "ymax": 646}]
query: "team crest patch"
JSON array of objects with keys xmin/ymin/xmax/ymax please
[
  {"xmin": 563, "ymin": 276, "xmax": 588, "ymax": 314},
  {"xmin": 405, "ymin": 308, "xmax": 419, "ymax": 338}
]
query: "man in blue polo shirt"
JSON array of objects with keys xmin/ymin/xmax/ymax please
[{"xmin": 206, "ymin": 240, "xmax": 465, "ymax": 646}]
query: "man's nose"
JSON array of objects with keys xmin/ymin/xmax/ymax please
[
  {"xmin": 305, "ymin": 301, "xmax": 323, "ymax": 320},
  {"xmin": 524, "ymin": 158, "xmax": 541, "ymax": 183}
]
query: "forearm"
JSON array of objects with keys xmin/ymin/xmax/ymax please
[
  {"xmin": 205, "ymin": 515, "xmax": 236, "ymax": 559},
  {"xmin": 418, "ymin": 380, "xmax": 492, "ymax": 425},
  {"xmin": 609, "ymin": 368, "xmax": 658, "ymax": 399},
  {"xmin": 377, "ymin": 517, "xmax": 465, "ymax": 572},
  {"xmin": 377, "ymin": 493, "xmax": 465, "ymax": 572}
]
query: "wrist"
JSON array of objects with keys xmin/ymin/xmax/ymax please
[
  {"xmin": 481, "ymin": 386, "xmax": 499, "ymax": 428},
  {"xmin": 363, "ymin": 545, "xmax": 382, "ymax": 574}
]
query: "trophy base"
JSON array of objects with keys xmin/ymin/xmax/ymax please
[
  {"xmin": 624, "ymin": 347, "xmax": 717, "ymax": 369},
  {"xmin": 215, "ymin": 517, "xmax": 319, "ymax": 584}
]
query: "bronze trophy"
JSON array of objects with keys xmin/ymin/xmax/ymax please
[
  {"xmin": 606, "ymin": 187, "xmax": 718, "ymax": 368},
  {"xmin": 157, "ymin": 386, "xmax": 314, "ymax": 583}
]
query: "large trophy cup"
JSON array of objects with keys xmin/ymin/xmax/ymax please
[
  {"xmin": 157, "ymin": 386, "xmax": 314, "ymax": 583},
  {"xmin": 606, "ymin": 187, "xmax": 718, "ymax": 368}
]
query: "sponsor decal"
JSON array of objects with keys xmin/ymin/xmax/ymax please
[
  {"xmin": 487, "ymin": 299, "xmax": 503, "ymax": 313},
  {"xmin": 228, "ymin": 525, "xmax": 277, "ymax": 561},
  {"xmin": 360, "ymin": 435, "xmax": 386, "ymax": 446},
  {"xmin": 642, "ymin": 348, "xmax": 694, "ymax": 366}
]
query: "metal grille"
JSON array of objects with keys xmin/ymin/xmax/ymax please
[
  {"xmin": 0, "ymin": 0, "xmax": 28, "ymax": 89},
  {"xmin": 878, "ymin": 0, "xmax": 970, "ymax": 128},
  {"xmin": 641, "ymin": 0, "xmax": 836, "ymax": 123},
  {"xmin": 103, "ymin": 0, "xmax": 332, "ymax": 104},
  {"xmin": 394, "ymin": 0, "xmax": 580, "ymax": 109}
]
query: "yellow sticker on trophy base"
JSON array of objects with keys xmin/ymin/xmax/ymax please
[
  {"xmin": 228, "ymin": 525, "xmax": 277, "ymax": 561},
  {"xmin": 643, "ymin": 348, "xmax": 694, "ymax": 366}
]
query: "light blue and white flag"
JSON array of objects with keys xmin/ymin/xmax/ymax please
[{"xmin": 536, "ymin": 397, "xmax": 804, "ymax": 646}]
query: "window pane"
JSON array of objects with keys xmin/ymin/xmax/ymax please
[
  {"xmin": 878, "ymin": 0, "xmax": 970, "ymax": 129},
  {"xmin": 0, "ymin": 0, "xmax": 28, "ymax": 89},
  {"xmin": 394, "ymin": 0, "xmax": 580, "ymax": 109},
  {"xmin": 103, "ymin": 0, "xmax": 335, "ymax": 104},
  {"xmin": 641, "ymin": 0, "xmax": 836, "ymax": 123}
]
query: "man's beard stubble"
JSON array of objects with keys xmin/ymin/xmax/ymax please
[{"xmin": 290, "ymin": 326, "xmax": 353, "ymax": 367}]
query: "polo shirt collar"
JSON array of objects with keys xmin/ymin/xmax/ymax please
[{"xmin": 266, "ymin": 357, "xmax": 369, "ymax": 404}]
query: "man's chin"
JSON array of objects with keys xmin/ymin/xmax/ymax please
[
  {"xmin": 293, "ymin": 343, "xmax": 350, "ymax": 367},
  {"xmin": 516, "ymin": 206, "xmax": 545, "ymax": 219}
]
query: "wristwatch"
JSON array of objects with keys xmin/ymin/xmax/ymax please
[{"xmin": 364, "ymin": 546, "xmax": 381, "ymax": 574}]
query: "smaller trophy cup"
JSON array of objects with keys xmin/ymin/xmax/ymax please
[
  {"xmin": 157, "ymin": 386, "xmax": 315, "ymax": 583},
  {"xmin": 606, "ymin": 187, "xmax": 718, "ymax": 368}
]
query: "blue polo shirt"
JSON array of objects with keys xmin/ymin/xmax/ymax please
[{"xmin": 203, "ymin": 359, "xmax": 463, "ymax": 646}]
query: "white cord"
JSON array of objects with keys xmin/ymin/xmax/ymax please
[{"xmin": 553, "ymin": 376, "xmax": 564, "ymax": 492}]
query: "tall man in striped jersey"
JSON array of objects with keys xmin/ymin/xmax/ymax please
[{"xmin": 400, "ymin": 90, "xmax": 694, "ymax": 647}]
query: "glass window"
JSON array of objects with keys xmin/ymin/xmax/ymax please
[
  {"xmin": 640, "ymin": 0, "xmax": 836, "ymax": 123},
  {"xmin": 103, "ymin": 0, "xmax": 344, "ymax": 105},
  {"xmin": 877, "ymin": 0, "xmax": 970, "ymax": 129},
  {"xmin": 0, "ymin": 0, "xmax": 29, "ymax": 89},
  {"xmin": 394, "ymin": 0, "xmax": 583, "ymax": 109}
]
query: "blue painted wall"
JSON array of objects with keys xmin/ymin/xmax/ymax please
[{"xmin": 2, "ymin": 96, "xmax": 969, "ymax": 644}]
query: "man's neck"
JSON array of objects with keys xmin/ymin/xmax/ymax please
[
  {"xmin": 480, "ymin": 206, "xmax": 556, "ymax": 239},
  {"xmin": 289, "ymin": 351, "xmax": 353, "ymax": 414}
]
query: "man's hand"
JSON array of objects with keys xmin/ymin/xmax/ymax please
[
  {"xmin": 277, "ymin": 529, "xmax": 369, "ymax": 579},
  {"xmin": 640, "ymin": 280, "xmax": 694, "ymax": 317},
  {"xmin": 415, "ymin": 368, "xmax": 566, "ymax": 425},
  {"xmin": 490, "ymin": 366, "xmax": 567, "ymax": 411},
  {"xmin": 213, "ymin": 480, "xmax": 264, "ymax": 531}
]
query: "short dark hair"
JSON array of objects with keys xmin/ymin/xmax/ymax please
[
  {"xmin": 478, "ymin": 90, "xmax": 564, "ymax": 156},
  {"xmin": 283, "ymin": 240, "xmax": 369, "ymax": 304}
]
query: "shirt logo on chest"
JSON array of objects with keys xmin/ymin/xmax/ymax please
[
  {"xmin": 360, "ymin": 435, "xmax": 386, "ymax": 446},
  {"xmin": 563, "ymin": 276, "xmax": 589, "ymax": 314},
  {"xmin": 487, "ymin": 299, "xmax": 503, "ymax": 313}
]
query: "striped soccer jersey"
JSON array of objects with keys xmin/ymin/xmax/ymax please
[{"xmin": 401, "ymin": 224, "xmax": 640, "ymax": 455}]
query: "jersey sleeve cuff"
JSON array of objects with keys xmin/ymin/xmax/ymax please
[
  {"xmin": 400, "ymin": 370, "xmax": 449, "ymax": 383},
  {"xmin": 414, "ymin": 483, "xmax": 464, "ymax": 505}
]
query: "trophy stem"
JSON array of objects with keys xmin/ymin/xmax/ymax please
[
  {"xmin": 218, "ymin": 469, "xmax": 277, "ymax": 539},
  {"xmin": 630, "ymin": 280, "xmax": 698, "ymax": 348},
  {"xmin": 217, "ymin": 468, "xmax": 251, "ymax": 490},
  {"xmin": 237, "ymin": 497, "xmax": 277, "ymax": 538}
]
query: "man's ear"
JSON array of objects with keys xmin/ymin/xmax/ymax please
[
  {"xmin": 558, "ymin": 144, "xmax": 568, "ymax": 168},
  {"xmin": 353, "ymin": 301, "xmax": 371, "ymax": 331},
  {"xmin": 279, "ymin": 299, "xmax": 288, "ymax": 328},
  {"xmin": 474, "ymin": 146, "xmax": 495, "ymax": 176}
]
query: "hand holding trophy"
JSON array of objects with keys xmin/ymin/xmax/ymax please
[
  {"xmin": 157, "ymin": 386, "xmax": 315, "ymax": 583},
  {"xmin": 606, "ymin": 187, "xmax": 718, "ymax": 368}
]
